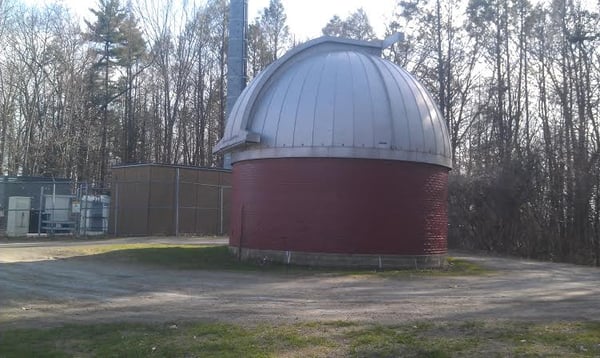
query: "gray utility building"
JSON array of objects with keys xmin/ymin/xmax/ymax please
[{"xmin": 0, "ymin": 176, "xmax": 72, "ymax": 236}]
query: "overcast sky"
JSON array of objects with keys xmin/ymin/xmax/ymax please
[
  {"xmin": 24, "ymin": 0, "xmax": 397, "ymax": 40},
  {"xmin": 24, "ymin": 0, "xmax": 599, "ymax": 40},
  {"xmin": 247, "ymin": 0, "xmax": 397, "ymax": 40}
]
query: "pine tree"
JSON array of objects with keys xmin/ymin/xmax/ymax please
[
  {"xmin": 85, "ymin": 0, "xmax": 127, "ymax": 184},
  {"xmin": 116, "ymin": 10, "xmax": 145, "ymax": 163}
]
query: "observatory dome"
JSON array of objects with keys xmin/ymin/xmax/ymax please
[
  {"xmin": 214, "ymin": 37, "xmax": 452, "ymax": 169},
  {"xmin": 216, "ymin": 36, "xmax": 452, "ymax": 269}
]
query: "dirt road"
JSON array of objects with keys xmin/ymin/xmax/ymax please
[{"xmin": 1, "ymin": 237, "xmax": 599, "ymax": 330}]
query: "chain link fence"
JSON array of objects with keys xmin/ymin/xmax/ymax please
[
  {"xmin": 0, "ymin": 177, "xmax": 109, "ymax": 237},
  {"xmin": 1, "ymin": 166, "xmax": 231, "ymax": 238}
]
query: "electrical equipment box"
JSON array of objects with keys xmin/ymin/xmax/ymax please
[{"xmin": 6, "ymin": 196, "xmax": 31, "ymax": 237}]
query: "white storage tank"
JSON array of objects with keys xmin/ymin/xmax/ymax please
[{"xmin": 79, "ymin": 195, "xmax": 110, "ymax": 235}]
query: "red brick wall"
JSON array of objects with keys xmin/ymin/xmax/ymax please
[{"xmin": 230, "ymin": 158, "xmax": 449, "ymax": 255}]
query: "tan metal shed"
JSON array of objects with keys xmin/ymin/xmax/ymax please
[{"xmin": 109, "ymin": 164, "xmax": 231, "ymax": 236}]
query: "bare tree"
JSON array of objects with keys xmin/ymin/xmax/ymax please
[
  {"xmin": 322, "ymin": 8, "xmax": 376, "ymax": 40},
  {"xmin": 247, "ymin": 0, "xmax": 291, "ymax": 77}
]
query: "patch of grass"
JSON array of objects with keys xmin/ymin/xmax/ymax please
[
  {"xmin": 343, "ymin": 322, "xmax": 483, "ymax": 357},
  {"xmin": 0, "ymin": 322, "xmax": 330, "ymax": 358},
  {"xmin": 347, "ymin": 325, "xmax": 417, "ymax": 357},
  {"xmin": 104, "ymin": 244, "xmax": 490, "ymax": 277},
  {"xmin": 493, "ymin": 321, "xmax": 600, "ymax": 357},
  {"xmin": 76, "ymin": 244, "xmax": 247, "ymax": 269},
  {"xmin": 2, "ymin": 320, "xmax": 598, "ymax": 357},
  {"xmin": 445, "ymin": 257, "xmax": 491, "ymax": 275},
  {"xmin": 80, "ymin": 244, "xmax": 311, "ymax": 272},
  {"xmin": 458, "ymin": 320, "xmax": 485, "ymax": 331},
  {"xmin": 66, "ymin": 244, "xmax": 491, "ymax": 276}
]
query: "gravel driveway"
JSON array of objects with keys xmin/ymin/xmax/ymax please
[{"xmin": 1, "ymin": 237, "xmax": 599, "ymax": 330}]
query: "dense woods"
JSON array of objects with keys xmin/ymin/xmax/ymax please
[
  {"xmin": 395, "ymin": 0, "xmax": 600, "ymax": 265},
  {"xmin": 0, "ymin": 0, "xmax": 598, "ymax": 265}
]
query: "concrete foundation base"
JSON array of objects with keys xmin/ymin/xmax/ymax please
[{"xmin": 230, "ymin": 247, "xmax": 447, "ymax": 269}]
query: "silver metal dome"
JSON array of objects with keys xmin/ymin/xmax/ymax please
[{"xmin": 214, "ymin": 36, "xmax": 452, "ymax": 169}]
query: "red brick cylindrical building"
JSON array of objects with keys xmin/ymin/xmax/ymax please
[{"xmin": 214, "ymin": 37, "xmax": 452, "ymax": 268}]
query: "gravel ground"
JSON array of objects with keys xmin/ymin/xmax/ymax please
[{"xmin": 1, "ymin": 237, "xmax": 599, "ymax": 330}]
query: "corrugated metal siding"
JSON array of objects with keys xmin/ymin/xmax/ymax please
[
  {"xmin": 111, "ymin": 166, "xmax": 150, "ymax": 235},
  {"xmin": 230, "ymin": 158, "xmax": 448, "ymax": 256},
  {"xmin": 148, "ymin": 166, "xmax": 175, "ymax": 234}
]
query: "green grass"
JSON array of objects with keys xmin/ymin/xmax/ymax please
[
  {"xmin": 0, "ymin": 322, "xmax": 329, "ymax": 358},
  {"xmin": 494, "ymin": 321, "xmax": 600, "ymax": 356},
  {"xmin": 59, "ymin": 244, "xmax": 491, "ymax": 276},
  {"xmin": 446, "ymin": 257, "xmax": 490, "ymax": 274},
  {"xmin": 65, "ymin": 244, "xmax": 250, "ymax": 269},
  {"xmin": 1, "ymin": 321, "xmax": 599, "ymax": 357},
  {"xmin": 66, "ymin": 244, "xmax": 298, "ymax": 272}
]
